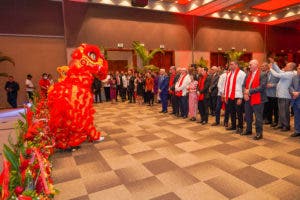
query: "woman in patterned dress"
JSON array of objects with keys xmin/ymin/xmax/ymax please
[{"xmin": 187, "ymin": 74, "xmax": 198, "ymax": 121}]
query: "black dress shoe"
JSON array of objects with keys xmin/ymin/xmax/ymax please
[
  {"xmin": 270, "ymin": 123, "xmax": 278, "ymax": 127},
  {"xmin": 236, "ymin": 128, "xmax": 243, "ymax": 134},
  {"xmin": 226, "ymin": 127, "xmax": 236, "ymax": 131},
  {"xmin": 224, "ymin": 122, "xmax": 228, "ymax": 127},
  {"xmin": 190, "ymin": 117, "xmax": 196, "ymax": 121},
  {"xmin": 253, "ymin": 134, "xmax": 263, "ymax": 140},
  {"xmin": 290, "ymin": 132, "xmax": 300, "ymax": 137},
  {"xmin": 211, "ymin": 122, "xmax": 220, "ymax": 126},
  {"xmin": 280, "ymin": 127, "xmax": 290, "ymax": 132},
  {"xmin": 241, "ymin": 131, "xmax": 252, "ymax": 135},
  {"xmin": 274, "ymin": 126, "xmax": 283, "ymax": 129}
]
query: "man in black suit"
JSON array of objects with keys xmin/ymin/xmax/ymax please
[
  {"xmin": 289, "ymin": 64, "xmax": 300, "ymax": 137},
  {"xmin": 209, "ymin": 66, "xmax": 220, "ymax": 116}
]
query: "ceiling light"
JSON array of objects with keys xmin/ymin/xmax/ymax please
[
  {"xmin": 258, "ymin": 14, "xmax": 261, "ymax": 16},
  {"xmin": 286, "ymin": 7, "xmax": 290, "ymax": 10},
  {"xmin": 228, "ymin": 9, "xmax": 231, "ymax": 12},
  {"xmin": 238, "ymin": 11, "xmax": 242, "ymax": 13},
  {"xmin": 269, "ymin": 12, "xmax": 272, "ymax": 15},
  {"xmin": 175, "ymin": 0, "xmax": 178, "ymax": 3},
  {"xmin": 248, "ymin": 12, "xmax": 251, "ymax": 15}
]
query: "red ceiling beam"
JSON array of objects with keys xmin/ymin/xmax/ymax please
[{"xmin": 187, "ymin": 0, "xmax": 244, "ymax": 16}]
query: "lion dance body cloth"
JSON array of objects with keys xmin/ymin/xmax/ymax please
[{"xmin": 48, "ymin": 44, "xmax": 108, "ymax": 149}]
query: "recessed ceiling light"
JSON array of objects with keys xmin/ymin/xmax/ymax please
[
  {"xmin": 248, "ymin": 12, "xmax": 251, "ymax": 15},
  {"xmin": 269, "ymin": 12, "xmax": 272, "ymax": 15},
  {"xmin": 228, "ymin": 9, "xmax": 231, "ymax": 12},
  {"xmin": 258, "ymin": 14, "xmax": 261, "ymax": 16},
  {"xmin": 238, "ymin": 11, "xmax": 242, "ymax": 13},
  {"xmin": 175, "ymin": 0, "xmax": 178, "ymax": 2}
]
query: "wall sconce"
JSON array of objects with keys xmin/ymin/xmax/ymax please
[
  {"xmin": 217, "ymin": 47, "xmax": 223, "ymax": 51},
  {"xmin": 231, "ymin": 47, "xmax": 236, "ymax": 50},
  {"xmin": 160, "ymin": 44, "xmax": 165, "ymax": 49},
  {"xmin": 242, "ymin": 48, "xmax": 247, "ymax": 52},
  {"xmin": 117, "ymin": 43, "xmax": 124, "ymax": 48}
]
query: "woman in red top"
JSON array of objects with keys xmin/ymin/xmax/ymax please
[
  {"xmin": 145, "ymin": 72, "xmax": 154, "ymax": 106},
  {"xmin": 39, "ymin": 73, "xmax": 50, "ymax": 98}
]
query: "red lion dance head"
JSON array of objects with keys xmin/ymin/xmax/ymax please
[{"xmin": 48, "ymin": 44, "xmax": 108, "ymax": 149}]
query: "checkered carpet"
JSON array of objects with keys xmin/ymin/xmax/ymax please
[{"xmin": 53, "ymin": 102, "xmax": 300, "ymax": 200}]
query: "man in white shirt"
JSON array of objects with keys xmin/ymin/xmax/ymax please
[
  {"xmin": 175, "ymin": 68, "xmax": 191, "ymax": 118},
  {"xmin": 224, "ymin": 61, "xmax": 246, "ymax": 134},
  {"xmin": 211, "ymin": 69, "xmax": 227, "ymax": 126},
  {"xmin": 25, "ymin": 74, "xmax": 34, "ymax": 102}
]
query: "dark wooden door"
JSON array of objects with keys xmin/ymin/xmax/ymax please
[
  {"xmin": 149, "ymin": 51, "xmax": 175, "ymax": 71},
  {"xmin": 210, "ymin": 52, "xmax": 227, "ymax": 67},
  {"xmin": 107, "ymin": 60, "xmax": 128, "ymax": 72}
]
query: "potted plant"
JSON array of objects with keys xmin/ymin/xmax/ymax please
[{"xmin": 132, "ymin": 41, "xmax": 164, "ymax": 72}]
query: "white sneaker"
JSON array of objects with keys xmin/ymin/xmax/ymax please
[{"xmin": 96, "ymin": 136, "xmax": 105, "ymax": 142}]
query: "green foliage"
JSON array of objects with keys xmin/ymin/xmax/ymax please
[
  {"xmin": 225, "ymin": 50, "xmax": 244, "ymax": 62},
  {"xmin": 195, "ymin": 57, "xmax": 208, "ymax": 68},
  {"xmin": 125, "ymin": 64, "xmax": 136, "ymax": 71},
  {"xmin": 144, "ymin": 65, "xmax": 159, "ymax": 73},
  {"xmin": 132, "ymin": 41, "xmax": 164, "ymax": 66},
  {"xmin": 3, "ymin": 144, "xmax": 19, "ymax": 172}
]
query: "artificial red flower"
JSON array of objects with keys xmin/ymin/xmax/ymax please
[
  {"xmin": 14, "ymin": 186, "xmax": 24, "ymax": 195},
  {"xmin": 18, "ymin": 195, "xmax": 32, "ymax": 200}
]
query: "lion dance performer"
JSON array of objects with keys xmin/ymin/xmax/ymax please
[{"xmin": 48, "ymin": 44, "xmax": 108, "ymax": 149}]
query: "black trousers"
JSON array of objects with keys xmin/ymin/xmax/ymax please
[
  {"xmin": 121, "ymin": 87, "xmax": 127, "ymax": 101},
  {"xmin": 228, "ymin": 98, "xmax": 243, "ymax": 129},
  {"xmin": 94, "ymin": 89, "xmax": 102, "ymax": 103},
  {"xmin": 264, "ymin": 97, "xmax": 278, "ymax": 124},
  {"xmin": 146, "ymin": 91, "xmax": 154, "ymax": 105},
  {"xmin": 128, "ymin": 89, "xmax": 135, "ymax": 103},
  {"xmin": 7, "ymin": 93, "xmax": 17, "ymax": 108},
  {"xmin": 27, "ymin": 91, "xmax": 34, "ymax": 101},
  {"xmin": 180, "ymin": 96, "xmax": 188, "ymax": 117},
  {"xmin": 104, "ymin": 87, "xmax": 110, "ymax": 101},
  {"xmin": 116, "ymin": 85, "xmax": 122, "ymax": 100},
  {"xmin": 245, "ymin": 101, "xmax": 264, "ymax": 135},
  {"xmin": 210, "ymin": 95, "xmax": 217, "ymax": 115},
  {"xmin": 198, "ymin": 99, "xmax": 209, "ymax": 122},
  {"xmin": 215, "ymin": 96, "xmax": 222, "ymax": 124},
  {"xmin": 174, "ymin": 96, "xmax": 181, "ymax": 115}
]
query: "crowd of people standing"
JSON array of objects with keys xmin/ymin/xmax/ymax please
[{"xmin": 100, "ymin": 59, "xmax": 300, "ymax": 141}]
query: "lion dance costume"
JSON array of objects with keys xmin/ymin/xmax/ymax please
[{"xmin": 48, "ymin": 44, "xmax": 108, "ymax": 149}]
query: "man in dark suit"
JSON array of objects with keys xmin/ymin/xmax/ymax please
[
  {"xmin": 197, "ymin": 67, "xmax": 211, "ymax": 124},
  {"xmin": 289, "ymin": 64, "xmax": 300, "ymax": 137},
  {"xmin": 261, "ymin": 63, "xmax": 279, "ymax": 127},
  {"xmin": 159, "ymin": 69, "xmax": 170, "ymax": 113},
  {"xmin": 242, "ymin": 59, "xmax": 267, "ymax": 140},
  {"xmin": 208, "ymin": 66, "xmax": 220, "ymax": 116}
]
